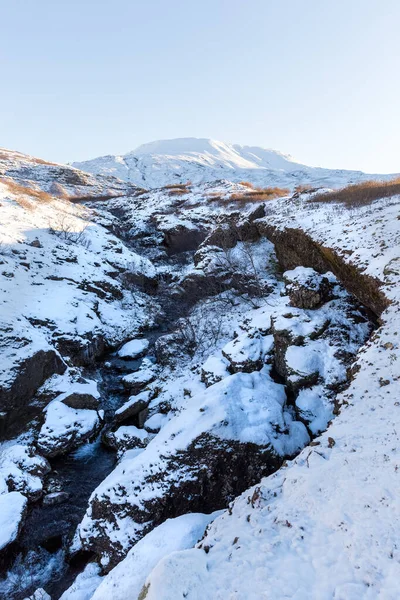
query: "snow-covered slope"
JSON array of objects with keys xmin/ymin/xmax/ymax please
[
  {"xmin": 0, "ymin": 147, "xmax": 130, "ymax": 199},
  {"xmin": 72, "ymin": 137, "xmax": 397, "ymax": 190},
  {"xmin": 137, "ymin": 193, "xmax": 400, "ymax": 600}
]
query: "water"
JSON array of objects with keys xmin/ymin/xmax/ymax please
[{"xmin": 0, "ymin": 350, "xmax": 145, "ymax": 600}]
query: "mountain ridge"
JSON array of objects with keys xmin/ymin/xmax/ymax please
[{"xmin": 72, "ymin": 137, "xmax": 396, "ymax": 190}]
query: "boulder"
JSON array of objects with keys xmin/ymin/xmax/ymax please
[
  {"xmin": 122, "ymin": 363, "xmax": 156, "ymax": 395},
  {"xmin": 117, "ymin": 338, "xmax": 149, "ymax": 360},
  {"xmin": 61, "ymin": 392, "xmax": 99, "ymax": 410},
  {"xmin": 283, "ymin": 267, "xmax": 335, "ymax": 309},
  {"xmin": 114, "ymin": 391, "xmax": 151, "ymax": 425},
  {"xmin": 37, "ymin": 401, "xmax": 101, "ymax": 458},
  {"xmin": 221, "ymin": 331, "xmax": 274, "ymax": 374},
  {"xmin": 0, "ymin": 444, "xmax": 51, "ymax": 501},
  {"xmin": 102, "ymin": 426, "xmax": 150, "ymax": 455},
  {"xmin": 42, "ymin": 491, "xmax": 70, "ymax": 506},
  {"xmin": 54, "ymin": 333, "xmax": 106, "ymax": 366},
  {"xmin": 0, "ymin": 491, "xmax": 27, "ymax": 567},
  {"xmin": 0, "ymin": 345, "xmax": 66, "ymax": 440}
]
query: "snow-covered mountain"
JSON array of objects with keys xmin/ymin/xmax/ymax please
[
  {"xmin": 2, "ymin": 144, "xmax": 400, "ymax": 600},
  {"xmin": 72, "ymin": 137, "xmax": 396, "ymax": 190}
]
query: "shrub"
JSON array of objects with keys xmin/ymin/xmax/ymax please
[
  {"xmin": 309, "ymin": 177, "xmax": 400, "ymax": 207},
  {"xmin": 49, "ymin": 215, "xmax": 91, "ymax": 248}
]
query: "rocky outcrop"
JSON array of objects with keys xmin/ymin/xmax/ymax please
[
  {"xmin": 37, "ymin": 401, "xmax": 102, "ymax": 458},
  {"xmin": 162, "ymin": 223, "xmax": 208, "ymax": 254},
  {"xmin": 81, "ymin": 434, "xmax": 283, "ymax": 570},
  {"xmin": 283, "ymin": 267, "xmax": 334, "ymax": 309},
  {"xmin": 0, "ymin": 347, "xmax": 66, "ymax": 440},
  {"xmin": 257, "ymin": 224, "xmax": 389, "ymax": 317},
  {"xmin": 53, "ymin": 333, "xmax": 106, "ymax": 366}
]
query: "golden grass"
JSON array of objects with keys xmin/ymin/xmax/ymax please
[
  {"xmin": 229, "ymin": 186, "xmax": 290, "ymax": 202},
  {"xmin": 309, "ymin": 177, "xmax": 400, "ymax": 207},
  {"xmin": 2, "ymin": 179, "xmax": 54, "ymax": 209},
  {"xmin": 238, "ymin": 181, "xmax": 255, "ymax": 188}
]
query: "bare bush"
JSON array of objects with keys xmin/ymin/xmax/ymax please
[
  {"xmin": 49, "ymin": 215, "xmax": 91, "ymax": 249},
  {"xmin": 309, "ymin": 177, "xmax": 400, "ymax": 207},
  {"xmin": 174, "ymin": 301, "xmax": 228, "ymax": 358}
]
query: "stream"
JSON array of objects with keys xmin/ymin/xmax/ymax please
[{"xmin": 1, "ymin": 346, "xmax": 153, "ymax": 600}]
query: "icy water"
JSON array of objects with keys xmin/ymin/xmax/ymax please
[{"xmin": 0, "ymin": 351, "xmax": 147, "ymax": 600}]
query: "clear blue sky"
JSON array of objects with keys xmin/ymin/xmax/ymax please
[{"xmin": 1, "ymin": 0, "xmax": 399, "ymax": 172}]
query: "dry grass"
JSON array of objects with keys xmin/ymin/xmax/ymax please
[
  {"xmin": 2, "ymin": 179, "xmax": 54, "ymax": 209},
  {"xmin": 294, "ymin": 183, "xmax": 313, "ymax": 194},
  {"xmin": 309, "ymin": 177, "xmax": 400, "ymax": 207},
  {"xmin": 229, "ymin": 186, "xmax": 290, "ymax": 203},
  {"xmin": 238, "ymin": 181, "xmax": 255, "ymax": 188}
]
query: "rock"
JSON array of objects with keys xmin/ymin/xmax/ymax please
[
  {"xmin": 203, "ymin": 223, "xmax": 238, "ymax": 250},
  {"xmin": 201, "ymin": 354, "xmax": 230, "ymax": 387},
  {"xmin": 0, "ymin": 345, "xmax": 66, "ymax": 440},
  {"xmin": 37, "ymin": 401, "xmax": 101, "ymax": 458},
  {"xmin": 61, "ymin": 392, "xmax": 99, "ymax": 410},
  {"xmin": 102, "ymin": 426, "xmax": 150, "ymax": 454},
  {"xmin": 137, "ymin": 408, "xmax": 149, "ymax": 429},
  {"xmin": 78, "ymin": 370, "xmax": 308, "ymax": 569},
  {"xmin": 114, "ymin": 391, "xmax": 151, "ymax": 425},
  {"xmin": 117, "ymin": 338, "xmax": 149, "ymax": 360},
  {"xmin": 42, "ymin": 491, "xmax": 70, "ymax": 506},
  {"xmin": 161, "ymin": 223, "xmax": 207, "ymax": 254},
  {"xmin": 143, "ymin": 412, "xmax": 168, "ymax": 434},
  {"xmin": 154, "ymin": 332, "xmax": 184, "ymax": 367},
  {"xmin": 54, "ymin": 333, "xmax": 106, "ymax": 366},
  {"xmin": 0, "ymin": 444, "xmax": 51, "ymax": 501},
  {"xmin": 0, "ymin": 491, "xmax": 27, "ymax": 566},
  {"xmin": 29, "ymin": 238, "xmax": 43, "ymax": 248},
  {"xmin": 283, "ymin": 267, "xmax": 335, "ymax": 309},
  {"xmin": 122, "ymin": 363, "xmax": 156, "ymax": 394},
  {"xmin": 221, "ymin": 331, "xmax": 274, "ymax": 374}
]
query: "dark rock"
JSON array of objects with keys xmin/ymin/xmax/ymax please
[
  {"xmin": 283, "ymin": 269, "xmax": 334, "ymax": 309},
  {"xmin": 162, "ymin": 223, "xmax": 208, "ymax": 254},
  {"xmin": 114, "ymin": 394, "xmax": 150, "ymax": 425},
  {"xmin": 257, "ymin": 223, "xmax": 389, "ymax": 317},
  {"xmin": 54, "ymin": 333, "xmax": 106, "ymax": 366},
  {"xmin": 0, "ymin": 348, "xmax": 66, "ymax": 440},
  {"xmin": 83, "ymin": 434, "xmax": 282, "ymax": 570},
  {"xmin": 61, "ymin": 392, "xmax": 99, "ymax": 410}
]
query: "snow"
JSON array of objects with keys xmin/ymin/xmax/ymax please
[
  {"xmin": 89, "ymin": 512, "xmax": 221, "ymax": 600},
  {"xmin": 0, "ymin": 443, "xmax": 49, "ymax": 498},
  {"xmin": 140, "ymin": 193, "xmax": 400, "ymax": 600},
  {"xmin": 117, "ymin": 338, "xmax": 149, "ymax": 359},
  {"xmin": 59, "ymin": 563, "xmax": 103, "ymax": 600},
  {"xmin": 0, "ymin": 491, "xmax": 27, "ymax": 550},
  {"xmin": 72, "ymin": 137, "xmax": 397, "ymax": 190},
  {"xmin": 38, "ymin": 400, "xmax": 100, "ymax": 455},
  {"xmin": 114, "ymin": 390, "xmax": 152, "ymax": 418}
]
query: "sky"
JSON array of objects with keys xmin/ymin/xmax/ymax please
[{"xmin": 1, "ymin": 0, "xmax": 399, "ymax": 173}]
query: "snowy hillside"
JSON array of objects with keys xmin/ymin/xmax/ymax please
[
  {"xmin": 72, "ymin": 137, "xmax": 397, "ymax": 190},
  {"xmin": 1, "ymin": 145, "xmax": 400, "ymax": 600}
]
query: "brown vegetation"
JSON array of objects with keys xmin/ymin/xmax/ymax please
[
  {"xmin": 2, "ymin": 179, "xmax": 53, "ymax": 209},
  {"xmin": 238, "ymin": 181, "xmax": 255, "ymax": 188},
  {"xmin": 309, "ymin": 177, "xmax": 400, "ymax": 207}
]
